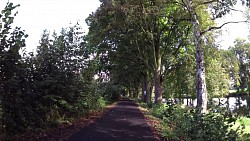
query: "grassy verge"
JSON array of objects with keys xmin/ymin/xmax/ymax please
[
  {"xmin": 233, "ymin": 117, "xmax": 250, "ymax": 140},
  {"xmin": 137, "ymin": 102, "xmax": 172, "ymax": 140},
  {"xmin": 137, "ymin": 101, "xmax": 250, "ymax": 141}
]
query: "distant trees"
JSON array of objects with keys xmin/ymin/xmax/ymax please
[
  {"xmin": 205, "ymin": 44, "xmax": 230, "ymax": 99},
  {"xmin": 86, "ymin": 0, "xmax": 250, "ymax": 113},
  {"xmin": 230, "ymin": 38, "xmax": 250, "ymax": 93}
]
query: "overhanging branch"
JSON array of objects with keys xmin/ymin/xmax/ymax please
[
  {"xmin": 200, "ymin": 20, "xmax": 249, "ymax": 36},
  {"xmin": 196, "ymin": 0, "xmax": 217, "ymax": 7}
]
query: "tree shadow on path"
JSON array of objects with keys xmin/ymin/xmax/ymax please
[{"xmin": 67, "ymin": 100, "xmax": 158, "ymax": 141}]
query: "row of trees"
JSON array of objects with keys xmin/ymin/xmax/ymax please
[
  {"xmin": 0, "ymin": 0, "xmax": 250, "ymax": 138},
  {"xmin": 0, "ymin": 3, "xmax": 121, "ymax": 138},
  {"xmin": 86, "ymin": 0, "xmax": 250, "ymax": 112}
]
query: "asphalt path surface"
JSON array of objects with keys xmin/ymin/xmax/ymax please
[{"xmin": 67, "ymin": 100, "xmax": 157, "ymax": 141}]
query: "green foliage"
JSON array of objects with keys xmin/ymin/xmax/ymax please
[
  {"xmin": 2, "ymin": 0, "xmax": 250, "ymax": 139},
  {"xmin": 0, "ymin": 2, "xmax": 29, "ymax": 136},
  {"xmin": 238, "ymin": 117, "xmax": 250, "ymax": 131},
  {"xmin": 151, "ymin": 104, "xmax": 168, "ymax": 119},
  {"xmin": 230, "ymin": 38, "xmax": 250, "ymax": 91},
  {"xmin": 97, "ymin": 82, "xmax": 121, "ymax": 103},
  {"xmin": 0, "ymin": 3, "xmax": 113, "ymax": 138},
  {"xmin": 233, "ymin": 106, "xmax": 250, "ymax": 117},
  {"xmin": 87, "ymin": 0, "xmax": 193, "ymax": 103},
  {"xmin": 231, "ymin": 117, "xmax": 250, "ymax": 140},
  {"xmin": 205, "ymin": 46, "xmax": 230, "ymax": 98},
  {"xmin": 164, "ymin": 44, "xmax": 196, "ymax": 99},
  {"xmin": 148, "ymin": 103, "xmax": 245, "ymax": 141}
]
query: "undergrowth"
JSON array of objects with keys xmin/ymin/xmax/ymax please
[{"xmin": 138, "ymin": 101, "xmax": 249, "ymax": 141}]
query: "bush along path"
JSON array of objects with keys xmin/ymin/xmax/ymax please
[
  {"xmin": 67, "ymin": 100, "xmax": 160, "ymax": 141},
  {"xmin": 5, "ymin": 105, "xmax": 113, "ymax": 141}
]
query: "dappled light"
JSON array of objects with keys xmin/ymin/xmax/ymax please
[
  {"xmin": 68, "ymin": 100, "xmax": 156, "ymax": 141},
  {"xmin": 1, "ymin": 0, "xmax": 250, "ymax": 141}
]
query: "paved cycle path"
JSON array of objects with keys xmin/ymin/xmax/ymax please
[{"xmin": 67, "ymin": 100, "xmax": 158, "ymax": 141}]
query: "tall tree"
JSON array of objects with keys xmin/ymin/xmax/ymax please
[
  {"xmin": 205, "ymin": 41, "xmax": 230, "ymax": 99},
  {"xmin": 0, "ymin": 2, "xmax": 28, "ymax": 134},
  {"xmin": 230, "ymin": 38, "xmax": 250, "ymax": 92},
  {"xmin": 177, "ymin": 0, "xmax": 249, "ymax": 113},
  {"xmin": 86, "ymin": 0, "xmax": 192, "ymax": 103}
]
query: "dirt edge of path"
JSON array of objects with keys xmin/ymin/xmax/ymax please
[
  {"xmin": 137, "ymin": 105, "xmax": 166, "ymax": 141},
  {"xmin": 5, "ymin": 103, "xmax": 117, "ymax": 141}
]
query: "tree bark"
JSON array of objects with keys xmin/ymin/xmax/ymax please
[
  {"xmin": 142, "ymin": 72, "xmax": 149, "ymax": 103},
  {"xmin": 189, "ymin": 0, "xmax": 208, "ymax": 113},
  {"xmin": 195, "ymin": 46, "xmax": 208, "ymax": 113},
  {"xmin": 154, "ymin": 69, "xmax": 163, "ymax": 103},
  {"xmin": 149, "ymin": 85, "xmax": 153, "ymax": 102},
  {"xmin": 152, "ymin": 34, "xmax": 163, "ymax": 103},
  {"xmin": 133, "ymin": 82, "xmax": 139, "ymax": 99},
  {"xmin": 128, "ymin": 85, "xmax": 132, "ymax": 98}
]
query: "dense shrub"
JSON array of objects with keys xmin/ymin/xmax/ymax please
[
  {"xmin": 97, "ymin": 82, "xmax": 121, "ymax": 103},
  {"xmin": 151, "ymin": 103, "xmax": 244, "ymax": 141},
  {"xmin": 151, "ymin": 104, "xmax": 167, "ymax": 119},
  {"xmin": 233, "ymin": 106, "xmax": 250, "ymax": 117},
  {"xmin": 0, "ymin": 3, "xmax": 113, "ymax": 138}
]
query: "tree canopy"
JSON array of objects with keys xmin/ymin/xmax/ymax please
[{"xmin": 1, "ymin": 0, "xmax": 250, "ymax": 139}]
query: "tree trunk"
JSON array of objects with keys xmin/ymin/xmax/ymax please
[
  {"xmin": 128, "ymin": 86, "xmax": 133, "ymax": 98},
  {"xmin": 238, "ymin": 96, "xmax": 241, "ymax": 109},
  {"xmin": 194, "ymin": 23, "xmax": 207, "ymax": 114},
  {"xmin": 149, "ymin": 86, "xmax": 153, "ymax": 102},
  {"xmin": 227, "ymin": 97, "xmax": 229, "ymax": 110},
  {"xmin": 133, "ymin": 82, "xmax": 139, "ymax": 99},
  {"xmin": 142, "ymin": 72, "xmax": 149, "ymax": 103},
  {"xmin": 154, "ymin": 70, "xmax": 163, "ymax": 103},
  {"xmin": 153, "ymin": 37, "xmax": 163, "ymax": 104},
  {"xmin": 189, "ymin": 0, "xmax": 208, "ymax": 113},
  {"xmin": 135, "ymin": 87, "xmax": 139, "ymax": 99}
]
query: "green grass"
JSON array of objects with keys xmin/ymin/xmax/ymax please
[
  {"xmin": 229, "ymin": 89, "xmax": 238, "ymax": 93},
  {"xmin": 232, "ymin": 117, "xmax": 250, "ymax": 133},
  {"xmin": 238, "ymin": 117, "xmax": 250, "ymax": 134},
  {"xmin": 229, "ymin": 88, "xmax": 248, "ymax": 94},
  {"xmin": 232, "ymin": 117, "xmax": 250, "ymax": 140}
]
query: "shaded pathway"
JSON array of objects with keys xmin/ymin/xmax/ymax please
[{"xmin": 67, "ymin": 100, "xmax": 157, "ymax": 141}]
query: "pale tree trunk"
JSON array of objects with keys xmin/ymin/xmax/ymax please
[{"xmin": 189, "ymin": 0, "xmax": 208, "ymax": 113}]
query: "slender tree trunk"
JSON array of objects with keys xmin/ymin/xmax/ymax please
[
  {"xmin": 238, "ymin": 96, "xmax": 241, "ymax": 109},
  {"xmin": 195, "ymin": 48, "xmax": 208, "ymax": 113},
  {"xmin": 133, "ymin": 82, "xmax": 139, "ymax": 99},
  {"xmin": 129, "ymin": 85, "xmax": 132, "ymax": 98},
  {"xmin": 135, "ymin": 87, "xmax": 139, "ymax": 99},
  {"xmin": 149, "ymin": 86, "xmax": 153, "ymax": 102},
  {"xmin": 189, "ymin": 0, "xmax": 208, "ymax": 113},
  {"xmin": 227, "ymin": 97, "xmax": 229, "ymax": 110},
  {"xmin": 142, "ymin": 72, "xmax": 149, "ymax": 103}
]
